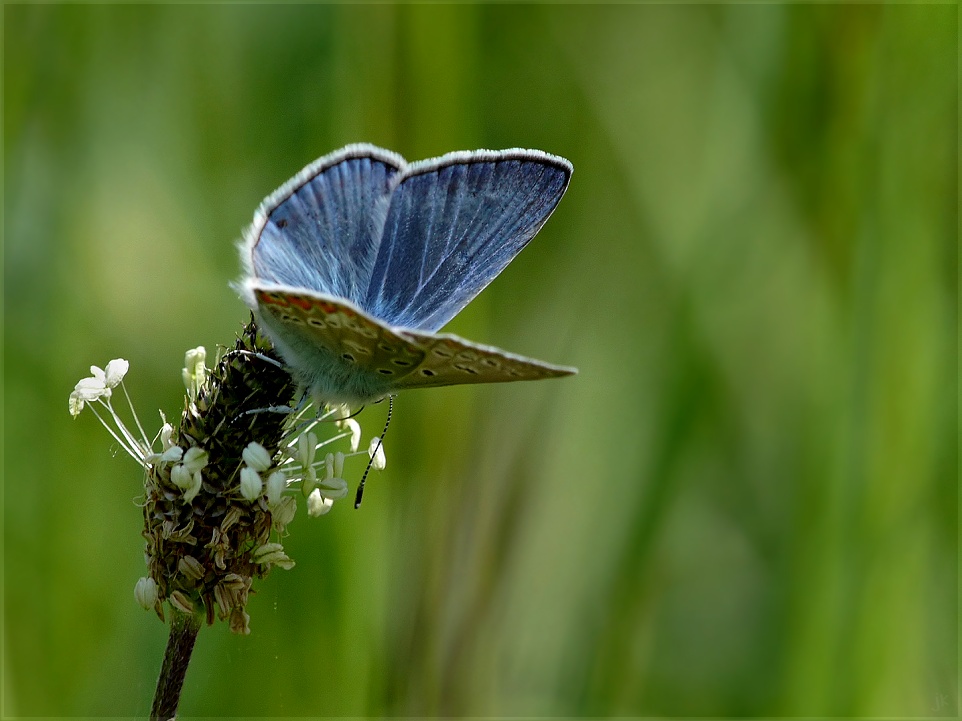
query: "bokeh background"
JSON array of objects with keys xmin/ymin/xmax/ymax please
[{"xmin": 4, "ymin": 4, "xmax": 956, "ymax": 718}]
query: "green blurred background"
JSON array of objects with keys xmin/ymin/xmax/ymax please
[{"xmin": 4, "ymin": 4, "xmax": 956, "ymax": 718}]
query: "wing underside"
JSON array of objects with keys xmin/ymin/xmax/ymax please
[
  {"xmin": 254, "ymin": 287, "xmax": 575, "ymax": 398},
  {"xmin": 395, "ymin": 328, "xmax": 577, "ymax": 389}
]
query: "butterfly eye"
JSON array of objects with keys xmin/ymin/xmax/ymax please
[
  {"xmin": 420, "ymin": 369, "xmax": 436, "ymax": 377},
  {"xmin": 377, "ymin": 369, "xmax": 395, "ymax": 375},
  {"xmin": 307, "ymin": 318, "xmax": 326, "ymax": 328},
  {"xmin": 391, "ymin": 359, "xmax": 412, "ymax": 367}
]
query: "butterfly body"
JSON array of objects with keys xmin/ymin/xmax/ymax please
[{"xmin": 238, "ymin": 144, "xmax": 575, "ymax": 407}]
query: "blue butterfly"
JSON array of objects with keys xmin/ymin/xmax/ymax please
[{"xmin": 237, "ymin": 143, "xmax": 576, "ymax": 408}]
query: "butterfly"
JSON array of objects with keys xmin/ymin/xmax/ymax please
[{"xmin": 237, "ymin": 143, "xmax": 576, "ymax": 409}]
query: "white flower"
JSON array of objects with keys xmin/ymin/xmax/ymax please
[
  {"xmin": 336, "ymin": 417, "xmax": 362, "ymax": 452},
  {"xmin": 298, "ymin": 431, "xmax": 319, "ymax": 495},
  {"xmin": 169, "ymin": 456, "xmax": 204, "ymax": 502},
  {"xmin": 265, "ymin": 470, "xmax": 287, "ymax": 506},
  {"xmin": 102, "ymin": 358, "xmax": 130, "ymax": 386},
  {"xmin": 298, "ymin": 431, "xmax": 318, "ymax": 469},
  {"xmin": 318, "ymin": 475, "xmax": 349, "ymax": 500},
  {"xmin": 182, "ymin": 346, "xmax": 208, "ymax": 401},
  {"xmin": 146, "ymin": 443, "xmax": 183, "ymax": 466},
  {"xmin": 306, "ymin": 488, "xmax": 334, "ymax": 517},
  {"xmin": 68, "ymin": 357, "xmax": 157, "ymax": 464},
  {"xmin": 182, "ymin": 446, "xmax": 209, "ymax": 475},
  {"xmin": 161, "ymin": 446, "xmax": 185, "ymax": 464},
  {"xmin": 159, "ymin": 423, "xmax": 175, "ymax": 450},
  {"xmin": 184, "ymin": 346, "xmax": 206, "ymax": 376},
  {"xmin": 69, "ymin": 360, "xmax": 129, "ymax": 416},
  {"xmin": 239, "ymin": 466, "xmax": 263, "ymax": 502},
  {"xmin": 317, "ymin": 452, "xmax": 348, "ymax": 499},
  {"xmin": 68, "ymin": 393, "xmax": 86, "ymax": 417},
  {"xmin": 183, "ymin": 469, "xmax": 203, "ymax": 502},
  {"xmin": 242, "ymin": 442, "xmax": 272, "ymax": 472},
  {"xmin": 71, "ymin": 359, "xmax": 130, "ymax": 406},
  {"xmin": 170, "ymin": 463, "xmax": 193, "ymax": 489},
  {"xmin": 368, "ymin": 438, "xmax": 386, "ymax": 470},
  {"xmin": 72, "ymin": 377, "xmax": 108, "ymax": 401},
  {"xmin": 134, "ymin": 576, "xmax": 158, "ymax": 610}
]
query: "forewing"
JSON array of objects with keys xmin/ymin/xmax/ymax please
[
  {"xmin": 393, "ymin": 329, "xmax": 577, "ymax": 390},
  {"xmin": 362, "ymin": 149, "xmax": 571, "ymax": 331},
  {"xmin": 244, "ymin": 144, "xmax": 406, "ymax": 306}
]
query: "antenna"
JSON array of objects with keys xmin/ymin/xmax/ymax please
[{"xmin": 354, "ymin": 395, "xmax": 393, "ymax": 509}]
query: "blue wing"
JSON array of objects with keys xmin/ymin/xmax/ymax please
[
  {"xmin": 246, "ymin": 144, "xmax": 405, "ymax": 307},
  {"xmin": 362, "ymin": 150, "xmax": 571, "ymax": 331}
]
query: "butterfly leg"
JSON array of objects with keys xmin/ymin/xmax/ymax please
[
  {"xmin": 223, "ymin": 348, "xmax": 287, "ymax": 370},
  {"xmin": 238, "ymin": 405, "xmax": 299, "ymax": 417}
]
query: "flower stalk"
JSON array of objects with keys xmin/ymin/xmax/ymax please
[{"xmin": 149, "ymin": 610, "xmax": 203, "ymax": 721}]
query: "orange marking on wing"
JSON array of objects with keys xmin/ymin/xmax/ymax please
[
  {"xmin": 257, "ymin": 290, "xmax": 288, "ymax": 306},
  {"xmin": 289, "ymin": 295, "xmax": 313, "ymax": 311}
]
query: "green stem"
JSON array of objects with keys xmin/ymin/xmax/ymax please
[{"xmin": 150, "ymin": 610, "xmax": 202, "ymax": 720}]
